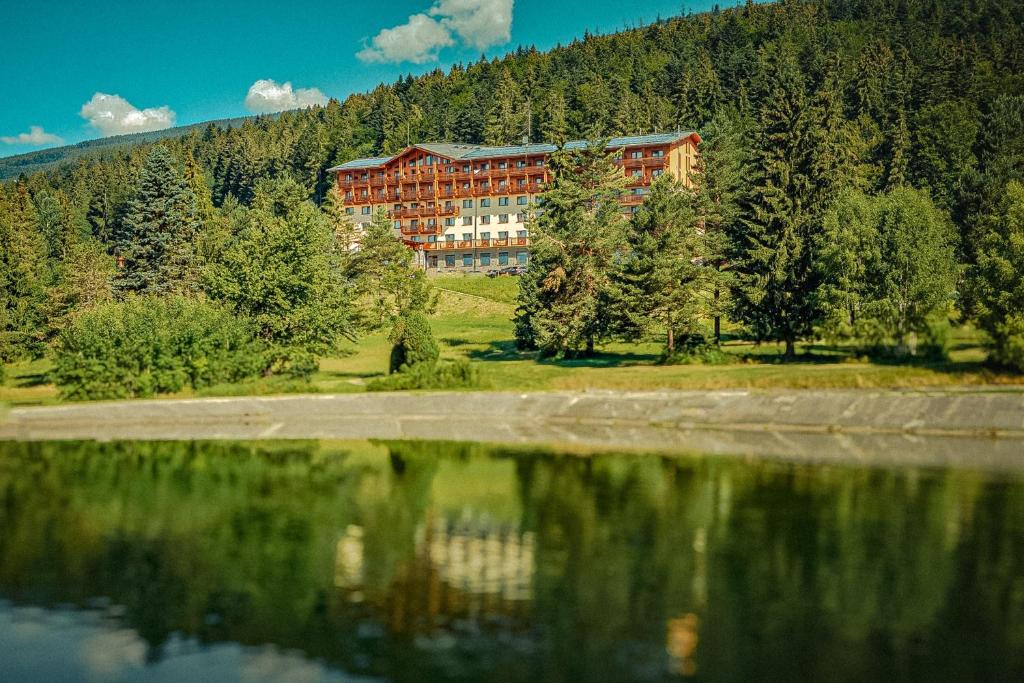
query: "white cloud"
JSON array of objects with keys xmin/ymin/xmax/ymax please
[
  {"xmin": 79, "ymin": 93, "xmax": 176, "ymax": 137},
  {"xmin": 356, "ymin": 13, "xmax": 454, "ymax": 64},
  {"xmin": 357, "ymin": 0, "xmax": 513, "ymax": 64},
  {"xmin": 431, "ymin": 0, "xmax": 513, "ymax": 50},
  {"xmin": 244, "ymin": 79, "xmax": 329, "ymax": 113},
  {"xmin": 0, "ymin": 125, "xmax": 64, "ymax": 146}
]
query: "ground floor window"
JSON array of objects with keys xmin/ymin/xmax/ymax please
[
  {"xmin": 462, "ymin": 253, "xmax": 473, "ymax": 267},
  {"xmin": 498, "ymin": 251, "xmax": 509, "ymax": 265},
  {"xmin": 516, "ymin": 251, "xmax": 528, "ymax": 265},
  {"xmin": 445, "ymin": 254, "xmax": 456, "ymax": 267},
  {"xmin": 480, "ymin": 252, "xmax": 491, "ymax": 266}
]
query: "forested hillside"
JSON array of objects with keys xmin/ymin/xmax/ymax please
[{"xmin": 3, "ymin": 0, "xmax": 1024, "ymax": 394}]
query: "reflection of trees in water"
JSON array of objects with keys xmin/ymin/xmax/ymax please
[{"xmin": 0, "ymin": 440, "xmax": 1022, "ymax": 681}]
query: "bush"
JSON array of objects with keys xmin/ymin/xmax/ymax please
[
  {"xmin": 388, "ymin": 311, "xmax": 439, "ymax": 373},
  {"xmin": 974, "ymin": 182, "xmax": 1024, "ymax": 372},
  {"xmin": 368, "ymin": 360, "xmax": 480, "ymax": 392},
  {"xmin": 660, "ymin": 334, "xmax": 732, "ymax": 365},
  {"xmin": 52, "ymin": 296, "xmax": 264, "ymax": 400}
]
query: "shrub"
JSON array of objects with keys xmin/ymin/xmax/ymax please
[
  {"xmin": 660, "ymin": 334, "xmax": 732, "ymax": 365},
  {"xmin": 974, "ymin": 182, "xmax": 1024, "ymax": 372},
  {"xmin": 52, "ymin": 296, "xmax": 264, "ymax": 400},
  {"xmin": 388, "ymin": 311, "xmax": 439, "ymax": 374},
  {"xmin": 368, "ymin": 360, "xmax": 480, "ymax": 392}
]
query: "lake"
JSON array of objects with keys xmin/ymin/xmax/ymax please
[{"xmin": 0, "ymin": 439, "xmax": 1022, "ymax": 681}]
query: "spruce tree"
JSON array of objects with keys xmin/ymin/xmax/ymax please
[
  {"xmin": 484, "ymin": 69, "xmax": 526, "ymax": 145},
  {"xmin": 514, "ymin": 141, "xmax": 628, "ymax": 356},
  {"xmin": 540, "ymin": 89, "xmax": 569, "ymax": 145},
  {"xmin": 113, "ymin": 147, "xmax": 200, "ymax": 296},
  {"xmin": 0, "ymin": 184, "xmax": 50, "ymax": 360},
  {"xmin": 612, "ymin": 175, "xmax": 706, "ymax": 354}
]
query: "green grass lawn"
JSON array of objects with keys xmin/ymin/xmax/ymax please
[{"xmin": 3, "ymin": 274, "xmax": 1022, "ymax": 406}]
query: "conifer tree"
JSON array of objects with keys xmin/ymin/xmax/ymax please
[
  {"xmin": 113, "ymin": 147, "xmax": 200, "ymax": 296},
  {"xmin": 484, "ymin": 69, "xmax": 526, "ymax": 145},
  {"xmin": 514, "ymin": 141, "xmax": 628, "ymax": 356},
  {"xmin": 540, "ymin": 89, "xmax": 569, "ymax": 145},
  {"xmin": 612, "ymin": 175, "xmax": 707, "ymax": 354},
  {"xmin": 730, "ymin": 43, "xmax": 818, "ymax": 356},
  {"xmin": 0, "ymin": 184, "xmax": 50, "ymax": 360}
]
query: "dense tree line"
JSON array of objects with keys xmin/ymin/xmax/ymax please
[{"xmin": 2, "ymin": 0, "xmax": 1024, "ymax": 384}]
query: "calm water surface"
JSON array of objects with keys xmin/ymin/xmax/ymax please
[{"xmin": 0, "ymin": 439, "xmax": 1022, "ymax": 682}]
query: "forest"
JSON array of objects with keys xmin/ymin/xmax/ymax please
[{"xmin": 1, "ymin": 0, "xmax": 1023, "ymax": 398}]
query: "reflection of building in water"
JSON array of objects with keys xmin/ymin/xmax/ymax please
[
  {"xmin": 333, "ymin": 510, "xmax": 535, "ymax": 635},
  {"xmin": 666, "ymin": 613, "xmax": 699, "ymax": 677}
]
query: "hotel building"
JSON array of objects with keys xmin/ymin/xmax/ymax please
[{"xmin": 329, "ymin": 131, "xmax": 701, "ymax": 272}]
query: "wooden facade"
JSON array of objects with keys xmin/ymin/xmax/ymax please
[{"xmin": 329, "ymin": 132, "xmax": 701, "ymax": 272}]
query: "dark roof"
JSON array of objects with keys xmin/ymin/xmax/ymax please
[{"xmin": 328, "ymin": 131, "xmax": 699, "ymax": 172}]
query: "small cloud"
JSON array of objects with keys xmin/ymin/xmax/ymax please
[
  {"xmin": 431, "ymin": 0, "xmax": 514, "ymax": 51},
  {"xmin": 357, "ymin": 0, "xmax": 513, "ymax": 64},
  {"xmin": 356, "ymin": 13, "xmax": 454, "ymax": 64},
  {"xmin": 244, "ymin": 79, "xmax": 328, "ymax": 113},
  {"xmin": 0, "ymin": 125, "xmax": 64, "ymax": 146},
  {"xmin": 80, "ymin": 93, "xmax": 176, "ymax": 137}
]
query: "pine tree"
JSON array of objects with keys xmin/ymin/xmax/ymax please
[
  {"xmin": 514, "ymin": 141, "xmax": 628, "ymax": 356},
  {"xmin": 346, "ymin": 207, "xmax": 433, "ymax": 333},
  {"xmin": 113, "ymin": 147, "xmax": 201, "ymax": 296},
  {"xmin": 731, "ymin": 43, "xmax": 818, "ymax": 357},
  {"xmin": 612, "ymin": 175, "xmax": 707, "ymax": 354},
  {"xmin": 0, "ymin": 184, "xmax": 51, "ymax": 360},
  {"xmin": 540, "ymin": 89, "xmax": 569, "ymax": 145},
  {"xmin": 484, "ymin": 69, "xmax": 526, "ymax": 145}
]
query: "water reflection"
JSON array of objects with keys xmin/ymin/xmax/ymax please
[{"xmin": 0, "ymin": 439, "xmax": 1022, "ymax": 681}]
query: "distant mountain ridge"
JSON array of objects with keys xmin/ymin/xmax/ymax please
[{"xmin": 0, "ymin": 115, "xmax": 263, "ymax": 180}]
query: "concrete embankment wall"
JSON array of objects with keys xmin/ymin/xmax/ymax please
[{"xmin": 1, "ymin": 389, "xmax": 1022, "ymax": 471}]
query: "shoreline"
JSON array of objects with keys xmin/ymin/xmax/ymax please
[{"xmin": 2, "ymin": 389, "xmax": 1023, "ymax": 471}]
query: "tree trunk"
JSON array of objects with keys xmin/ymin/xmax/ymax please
[
  {"xmin": 713, "ymin": 288, "xmax": 721, "ymax": 343},
  {"xmin": 667, "ymin": 326, "xmax": 675, "ymax": 354},
  {"xmin": 586, "ymin": 336, "xmax": 595, "ymax": 356},
  {"xmin": 784, "ymin": 337, "xmax": 795, "ymax": 358}
]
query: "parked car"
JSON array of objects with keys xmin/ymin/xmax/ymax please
[{"xmin": 487, "ymin": 265, "xmax": 527, "ymax": 277}]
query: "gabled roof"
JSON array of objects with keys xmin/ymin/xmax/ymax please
[{"xmin": 328, "ymin": 131, "xmax": 700, "ymax": 173}]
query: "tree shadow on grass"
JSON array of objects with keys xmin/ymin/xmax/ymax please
[
  {"xmin": 14, "ymin": 371, "xmax": 49, "ymax": 388},
  {"xmin": 466, "ymin": 340, "xmax": 659, "ymax": 367}
]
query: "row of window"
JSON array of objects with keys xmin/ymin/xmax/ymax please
[
  {"xmin": 439, "ymin": 251, "xmax": 530, "ymax": 267},
  {"xmin": 399, "ymin": 214, "xmax": 527, "ymax": 230},
  {"xmin": 346, "ymin": 158, "xmax": 546, "ymax": 181}
]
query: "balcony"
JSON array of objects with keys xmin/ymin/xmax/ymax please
[
  {"xmin": 622, "ymin": 193, "xmax": 646, "ymax": 206},
  {"xmin": 438, "ymin": 188, "xmax": 456, "ymax": 198},
  {"xmin": 473, "ymin": 185, "xmax": 493, "ymax": 196},
  {"xmin": 454, "ymin": 172, "xmax": 475, "ymax": 182},
  {"xmin": 525, "ymin": 183, "xmax": 544, "ymax": 194},
  {"xmin": 417, "ymin": 190, "xmax": 436, "ymax": 200},
  {"xmin": 511, "ymin": 237, "xmax": 529, "ymax": 247},
  {"xmin": 418, "ymin": 171, "xmax": 436, "ymax": 182},
  {"xmin": 437, "ymin": 205, "xmax": 459, "ymax": 217},
  {"xmin": 369, "ymin": 176, "xmax": 386, "ymax": 188}
]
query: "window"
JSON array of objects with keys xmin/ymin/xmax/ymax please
[
  {"xmin": 445, "ymin": 254, "xmax": 456, "ymax": 267},
  {"xmin": 499, "ymin": 251, "xmax": 510, "ymax": 265},
  {"xmin": 445, "ymin": 217, "xmax": 455, "ymax": 226},
  {"xmin": 393, "ymin": 220, "xmax": 401, "ymax": 229},
  {"xmin": 516, "ymin": 213, "xmax": 526, "ymax": 223},
  {"xmin": 463, "ymin": 199, "xmax": 474, "ymax": 208},
  {"xmin": 498, "ymin": 180, "xmax": 507, "ymax": 188},
  {"xmin": 345, "ymin": 207, "xmax": 354, "ymax": 215},
  {"xmin": 361, "ymin": 206, "xmax": 371, "ymax": 215},
  {"xmin": 344, "ymin": 192, "xmax": 353, "ymax": 200},
  {"xmin": 480, "ymin": 231, "xmax": 491, "ymax": 240},
  {"xmin": 535, "ymin": 159, "xmax": 544, "ymax": 166},
  {"xmin": 516, "ymin": 159, "xmax": 526, "ymax": 168},
  {"xmin": 498, "ymin": 231, "xmax": 509, "ymax": 239},
  {"xmin": 479, "ymin": 163, "xmax": 490, "ymax": 171},
  {"xmin": 445, "ymin": 200, "xmax": 453, "ymax": 208},
  {"xmin": 345, "ymin": 174, "xmax": 352, "ymax": 182},
  {"xmin": 481, "ymin": 215, "xmax": 491, "ymax": 225},
  {"xmin": 463, "ymin": 216, "xmax": 473, "ymax": 226},
  {"xmin": 652, "ymin": 169, "xmax": 664, "ymax": 178},
  {"xmin": 499, "ymin": 214, "xmax": 509, "ymax": 224},
  {"xmin": 652, "ymin": 150, "xmax": 665, "ymax": 158},
  {"xmin": 462, "ymin": 253, "xmax": 473, "ymax": 267},
  {"xmin": 425, "ymin": 155, "xmax": 434, "ymax": 166},
  {"xmin": 462, "ymin": 164, "xmax": 470, "ymax": 172},
  {"xmin": 517, "ymin": 178, "xmax": 526, "ymax": 187},
  {"xmin": 427, "ymin": 218, "xmax": 436, "ymax": 227},
  {"xmin": 517, "ymin": 230, "xmax": 527, "ymax": 238},
  {"xmin": 410, "ymin": 219, "xmax": 419, "ymax": 228},
  {"xmin": 463, "ymin": 233, "xmax": 473, "ymax": 241},
  {"xmin": 480, "ymin": 198, "xmax": 491, "ymax": 207},
  {"xmin": 445, "ymin": 234, "xmax": 455, "ymax": 242},
  {"xmin": 499, "ymin": 197, "xmax": 509, "ymax": 206},
  {"xmin": 517, "ymin": 251, "xmax": 529, "ymax": 265},
  {"xmin": 498, "ymin": 161, "xmax": 507, "ymax": 169},
  {"xmin": 517, "ymin": 196, "xmax": 527, "ymax": 205},
  {"xmin": 359, "ymin": 189, "xmax": 368, "ymax": 197},
  {"xmin": 630, "ymin": 150, "xmax": 643, "ymax": 159},
  {"xmin": 480, "ymin": 252, "xmax": 491, "ymax": 266},
  {"xmin": 631, "ymin": 170, "xmax": 643, "ymax": 177},
  {"xmin": 394, "ymin": 204, "xmax": 402, "ymax": 211},
  {"xmin": 428, "ymin": 234, "xmax": 437, "ymax": 243}
]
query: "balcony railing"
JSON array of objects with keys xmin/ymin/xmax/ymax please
[
  {"xmin": 473, "ymin": 186, "xmax": 493, "ymax": 196},
  {"xmin": 622, "ymin": 193, "xmax": 646, "ymax": 205},
  {"xmin": 369, "ymin": 176, "xmax": 386, "ymax": 187},
  {"xmin": 525, "ymin": 183, "xmax": 544, "ymax": 194}
]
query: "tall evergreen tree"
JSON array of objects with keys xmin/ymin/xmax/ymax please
[
  {"xmin": 113, "ymin": 147, "xmax": 200, "ymax": 296},
  {"xmin": 612, "ymin": 175, "xmax": 708, "ymax": 354},
  {"xmin": 514, "ymin": 141, "xmax": 628, "ymax": 356},
  {"xmin": 484, "ymin": 69, "xmax": 527, "ymax": 145},
  {"xmin": 0, "ymin": 184, "xmax": 50, "ymax": 360}
]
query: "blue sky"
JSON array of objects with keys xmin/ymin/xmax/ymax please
[{"xmin": 0, "ymin": 0, "xmax": 733, "ymax": 157}]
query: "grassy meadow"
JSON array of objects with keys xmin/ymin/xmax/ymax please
[{"xmin": 2, "ymin": 274, "xmax": 1022, "ymax": 406}]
